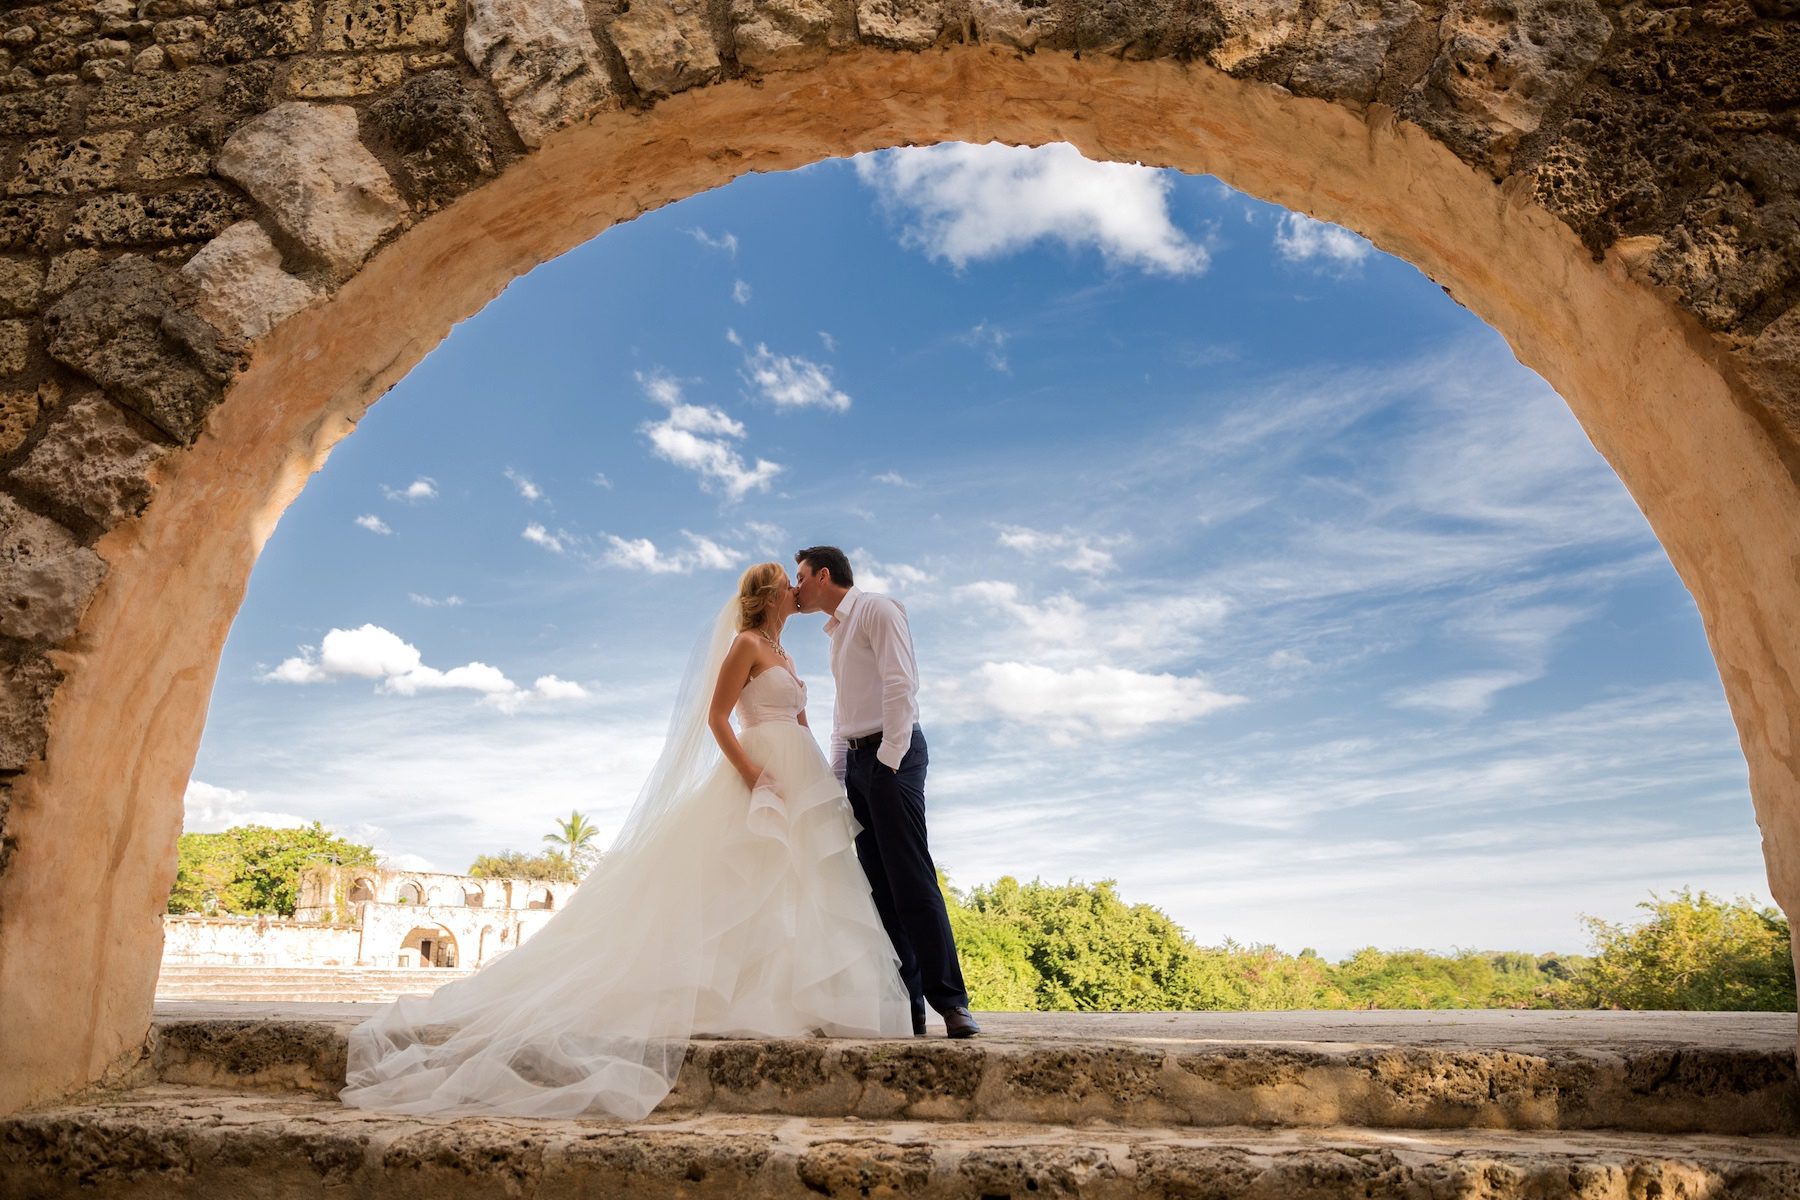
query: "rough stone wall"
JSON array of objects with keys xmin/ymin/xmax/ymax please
[
  {"xmin": 0, "ymin": 0, "xmax": 1791, "ymax": 895},
  {"xmin": 159, "ymin": 912, "xmax": 362, "ymax": 964}
]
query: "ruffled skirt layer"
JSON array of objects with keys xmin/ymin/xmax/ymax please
[{"xmin": 337, "ymin": 721, "xmax": 911, "ymax": 1120}]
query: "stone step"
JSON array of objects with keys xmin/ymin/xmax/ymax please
[
  {"xmin": 4, "ymin": 1084, "xmax": 1799, "ymax": 1199},
  {"xmin": 153, "ymin": 966, "xmax": 474, "ymax": 1004},
  {"xmin": 141, "ymin": 1008, "xmax": 1800, "ymax": 1137}
]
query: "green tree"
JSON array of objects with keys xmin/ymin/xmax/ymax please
[
  {"xmin": 468, "ymin": 849, "xmax": 578, "ymax": 882},
  {"xmin": 167, "ymin": 823, "xmax": 376, "ymax": 917},
  {"xmin": 542, "ymin": 810, "xmax": 603, "ymax": 876},
  {"xmin": 1574, "ymin": 889, "xmax": 1794, "ymax": 1011}
]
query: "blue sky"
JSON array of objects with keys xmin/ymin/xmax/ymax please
[{"xmin": 185, "ymin": 143, "xmax": 1771, "ymax": 959}]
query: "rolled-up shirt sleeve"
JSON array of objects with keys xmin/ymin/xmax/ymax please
[
  {"xmin": 829, "ymin": 730, "xmax": 848, "ymax": 783},
  {"xmin": 866, "ymin": 597, "xmax": 920, "ymax": 770}
]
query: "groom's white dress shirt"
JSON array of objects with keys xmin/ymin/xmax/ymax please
[{"xmin": 824, "ymin": 586, "xmax": 920, "ymax": 779}]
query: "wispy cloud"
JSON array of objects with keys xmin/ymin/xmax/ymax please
[
  {"xmin": 996, "ymin": 524, "xmax": 1120, "ymax": 574},
  {"xmin": 1274, "ymin": 212, "xmax": 1371, "ymax": 271},
  {"xmin": 636, "ymin": 369, "xmax": 782, "ymax": 501},
  {"xmin": 959, "ymin": 320, "xmax": 1009, "ymax": 372},
  {"xmin": 732, "ymin": 279, "xmax": 752, "ymax": 305},
  {"xmin": 854, "ymin": 142, "xmax": 1210, "ymax": 276},
  {"xmin": 938, "ymin": 660, "xmax": 1244, "ymax": 740},
  {"xmin": 355, "ymin": 514, "xmax": 393, "ymax": 535},
  {"xmin": 505, "ymin": 467, "xmax": 545, "ymax": 503},
  {"xmin": 522, "ymin": 523, "xmax": 569, "ymax": 554},
  {"xmin": 685, "ymin": 227, "xmax": 737, "ymax": 256},
  {"xmin": 601, "ymin": 531, "xmax": 742, "ymax": 574},
  {"xmin": 408, "ymin": 592, "xmax": 464, "ymax": 608},
  {"xmin": 735, "ymin": 337, "xmax": 852, "ymax": 412},
  {"xmin": 382, "ymin": 477, "xmax": 438, "ymax": 503},
  {"xmin": 260, "ymin": 623, "xmax": 588, "ymax": 713}
]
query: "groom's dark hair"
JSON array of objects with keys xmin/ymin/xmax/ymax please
[{"xmin": 795, "ymin": 546, "xmax": 854, "ymax": 588}]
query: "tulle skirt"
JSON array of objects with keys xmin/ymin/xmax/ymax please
[{"xmin": 337, "ymin": 720, "xmax": 912, "ymax": 1119}]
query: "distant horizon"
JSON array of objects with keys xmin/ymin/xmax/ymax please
[{"xmin": 187, "ymin": 143, "xmax": 1772, "ymax": 963}]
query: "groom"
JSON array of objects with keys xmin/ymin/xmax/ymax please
[{"xmin": 793, "ymin": 546, "xmax": 979, "ymax": 1039}]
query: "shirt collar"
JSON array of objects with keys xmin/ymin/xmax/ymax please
[{"xmin": 823, "ymin": 586, "xmax": 862, "ymax": 635}]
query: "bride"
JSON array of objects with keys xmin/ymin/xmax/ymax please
[{"xmin": 337, "ymin": 562, "xmax": 913, "ymax": 1119}]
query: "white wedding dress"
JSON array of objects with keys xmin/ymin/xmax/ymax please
[{"xmin": 338, "ymin": 604, "xmax": 912, "ymax": 1120}]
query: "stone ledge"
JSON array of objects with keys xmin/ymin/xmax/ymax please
[
  {"xmin": 139, "ymin": 1007, "xmax": 1800, "ymax": 1136},
  {"xmin": 4, "ymin": 1086, "xmax": 1800, "ymax": 1200}
]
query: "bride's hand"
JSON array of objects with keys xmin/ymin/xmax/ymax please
[{"xmin": 739, "ymin": 764, "xmax": 764, "ymax": 792}]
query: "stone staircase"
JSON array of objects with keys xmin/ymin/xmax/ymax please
[
  {"xmin": 154, "ymin": 964, "xmax": 475, "ymax": 1004},
  {"xmin": 4, "ymin": 1008, "xmax": 1798, "ymax": 1197}
]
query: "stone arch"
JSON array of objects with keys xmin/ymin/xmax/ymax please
[
  {"xmin": 394, "ymin": 880, "xmax": 424, "ymax": 906},
  {"xmin": 398, "ymin": 924, "xmax": 458, "ymax": 968},
  {"xmin": 0, "ymin": 0, "xmax": 1795, "ymax": 1116},
  {"xmin": 478, "ymin": 925, "xmax": 495, "ymax": 962},
  {"xmin": 348, "ymin": 877, "xmax": 377, "ymax": 904},
  {"xmin": 464, "ymin": 884, "xmax": 486, "ymax": 908},
  {"xmin": 527, "ymin": 886, "xmax": 555, "ymax": 911}
]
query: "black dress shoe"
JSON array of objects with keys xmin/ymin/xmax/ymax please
[
  {"xmin": 942, "ymin": 1007, "xmax": 981, "ymax": 1039},
  {"xmin": 912, "ymin": 1013, "xmax": 928, "ymax": 1036}
]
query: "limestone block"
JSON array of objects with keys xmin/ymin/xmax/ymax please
[
  {"xmin": 733, "ymin": 0, "xmax": 849, "ymax": 69},
  {"xmin": 0, "ymin": 321, "xmax": 28, "ymax": 374},
  {"xmin": 964, "ymin": 0, "xmax": 1038, "ymax": 52},
  {"xmin": 0, "ymin": 494, "xmax": 106, "ymax": 646},
  {"xmin": 85, "ymin": 69, "xmax": 209, "ymax": 128},
  {"xmin": 465, "ymin": 0, "xmax": 613, "ymax": 147},
  {"xmin": 202, "ymin": 0, "xmax": 313, "ymax": 64},
  {"xmin": 176, "ymin": 220, "xmax": 320, "ymax": 346},
  {"xmin": 216, "ymin": 103, "xmax": 407, "ymax": 278},
  {"xmin": 322, "ymin": 0, "xmax": 459, "ymax": 50},
  {"xmin": 65, "ymin": 185, "xmax": 244, "ymax": 247},
  {"xmin": 1289, "ymin": 0, "xmax": 1422, "ymax": 103},
  {"xmin": 0, "ymin": 381, "xmax": 51, "ymax": 456},
  {"xmin": 1743, "ymin": 303, "xmax": 1800, "ymax": 438},
  {"xmin": 0, "ymin": 88, "xmax": 71, "ymax": 138},
  {"xmin": 608, "ymin": 0, "xmax": 721, "ymax": 98},
  {"xmin": 856, "ymin": 0, "xmax": 942, "ymax": 50},
  {"xmin": 367, "ymin": 71, "xmax": 514, "ymax": 211},
  {"xmin": 43, "ymin": 255, "xmax": 223, "ymax": 444},
  {"xmin": 5, "ymin": 131, "xmax": 135, "ymax": 195},
  {"xmin": 45, "ymin": 250, "xmax": 104, "ymax": 296},
  {"xmin": 1400, "ymin": 0, "xmax": 1612, "ymax": 176},
  {"xmin": 288, "ymin": 53, "xmax": 406, "ymax": 97},
  {"xmin": 0, "ymin": 653, "xmax": 63, "ymax": 770},
  {"xmin": 0, "ymin": 198, "xmax": 58, "ymax": 253},
  {"xmin": 134, "ymin": 123, "xmax": 223, "ymax": 182},
  {"xmin": 10, "ymin": 392, "xmax": 170, "ymax": 530},
  {"xmin": 0, "ymin": 258, "xmax": 44, "ymax": 318},
  {"xmin": 1205, "ymin": 0, "xmax": 1302, "ymax": 74}
]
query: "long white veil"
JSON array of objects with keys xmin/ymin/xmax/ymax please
[{"xmin": 339, "ymin": 600, "xmax": 741, "ymax": 1119}]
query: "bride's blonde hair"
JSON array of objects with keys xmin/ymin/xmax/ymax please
[{"xmin": 736, "ymin": 561, "xmax": 787, "ymax": 631}]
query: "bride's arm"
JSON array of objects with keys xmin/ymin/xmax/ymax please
[{"xmin": 708, "ymin": 634, "xmax": 766, "ymax": 791}]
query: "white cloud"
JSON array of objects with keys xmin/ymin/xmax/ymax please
[
  {"xmin": 996, "ymin": 524, "xmax": 1120, "ymax": 574},
  {"xmin": 523, "ymin": 523, "xmax": 568, "ymax": 554},
  {"xmin": 505, "ymin": 468, "xmax": 545, "ymax": 503},
  {"xmin": 182, "ymin": 780, "xmax": 311, "ymax": 834},
  {"xmin": 382, "ymin": 477, "xmax": 438, "ymax": 503},
  {"xmin": 942, "ymin": 661, "xmax": 1244, "ymax": 739},
  {"xmin": 959, "ymin": 321, "xmax": 1009, "ymax": 372},
  {"xmin": 732, "ymin": 279, "xmax": 752, "ymax": 305},
  {"xmin": 408, "ymin": 593, "xmax": 464, "ymax": 608},
  {"xmin": 874, "ymin": 471, "xmax": 914, "ymax": 487},
  {"xmin": 852, "ymin": 550, "xmax": 936, "ymax": 595},
  {"xmin": 741, "ymin": 520, "xmax": 787, "ymax": 554},
  {"xmin": 819, "ymin": 331, "xmax": 837, "ymax": 352},
  {"xmin": 854, "ymin": 142, "xmax": 1209, "ymax": 277},
  {"xmin": 1274, "ymin": 212, "xmax": 1372, "ymax": 270},
  {"xmin": 532, "ymin": 676, "xmax": 589, "ymax": 701},
  {"xmin": 592, "ymin": 472, "xmax": 613, "ymax": 489},
  {"xmin": 739, "ymin": 341, "xmax": 852, "ymax": 412},
  {"xmin": 260, "ymin": 623, "xmax": 586, "ymax": 713},
  {"xmin": 602, "ymin": 531, "xmax": 744, "ymax": 574},
  {"xmin": 355, "ymin": 514, "xmax": 393, "ymax": 535},
  {"xmin": 637, "ymin": 369, "xmax": 782, "ymax": 501},
  {"xmin": 685, "ymin": 227, "xmax": 738, "ymax": 255}
]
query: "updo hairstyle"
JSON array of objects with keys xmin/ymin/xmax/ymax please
[{"xmin": 736, "ymin": 561, "xmax": 788, "ymax": 632}]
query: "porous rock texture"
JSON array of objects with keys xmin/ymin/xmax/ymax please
[{"xmin": 0, "ymin": 0, "xmax": 1792, "ymax": 1119}]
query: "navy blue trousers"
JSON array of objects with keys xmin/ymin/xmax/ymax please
[{"xmin": 843, "ymin": 725, "xmax": 970, "ymax": 1015}]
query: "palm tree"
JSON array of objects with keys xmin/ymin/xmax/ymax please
[{"xmin": 543, "ymin": 810, "xmax": 602, "ymax": 877}]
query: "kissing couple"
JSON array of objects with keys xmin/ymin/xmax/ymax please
[{"xmin": 339, "ymin": 546, "xmax": 978, "ymax": 1120}]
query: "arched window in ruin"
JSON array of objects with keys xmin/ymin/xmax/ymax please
[
  {"xmin": 348, "ymin": 878, "xmax": 376, "ymax": 904},
  {"xmin": 463, "ymin": 885, "xmax": 485, "ymax": 908},
  {"xmin": 395, "ymin": 880, "xmax": 424, "ymax": 906},
  {"xmin": 527, "ymin": 887, "xmax": 554, "ymax": 911}
]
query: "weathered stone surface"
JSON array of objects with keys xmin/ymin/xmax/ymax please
[
  {"xmin": 733, "ymin": 0, "xmax": 849, "ymax": 67},
  {"xmin": 855, "ymin": 0, "xmax": 943, "ymax": 49},
  {"xmin": 464, "ymin": 0, "xmax": 613, "ymax": 146},
  {"xmin": 1744, "ymin": 303, "xmax": 1800, "ymax": 435},
  {"xmin": 1401, "ymin": 0, "xmax": 1614, "ymax": 176},
  {"xmin": 0, "ymin": 381, "xmax": 51, "ymax": 456},
  {"xmin": 84, "ymin": 69, "xmax": 208, "ymax": 128},
  {"xmin": 10, "ymin": 393, "xmax": 171, "ymax": 530},
  {"xmin": 65, "ymin": 184, "xmax": 245, "ymax": 248},
  {"xmin": 42, "ymin": 255, "xmax": 224, "ymax": 444},
  {"xmin": 323, "ymin": 0, "xmax": 459, "ymax": 50},
  {"xmin": 45, "ymin": 250, "xmax": 104, "ymax": 297},
  {"xmin": 0, "ymin": 258, "xmax": 41, "ymax": 317},
  {"xmin": 0, "ymin": 197, "xmax": 59, "ymax": 252},
  {"xmin": 175, "ymin": 220, "xmax": 319, "ymax": 347},
  {"xmin": 1205, "ymin": 0, "xmax": 1303, "ymax": 74},
  {"xmin": 216, "ymin": 103, "xmax": 407, "ymax": 277},
  {"xmin": 0, "ymin": 87, "xmax": 72, "ymax": 136},
  {"xmin": 134, "ymin": 122, "xmax": 224, "ymax": 181},
  {"xmin": 0, "ymin": 654, "xmax": 62, "ymax": 771},
  {"xmin": 366, "ymin": 71, "xmax": 515, "ymax": 210},
  {"xmin": 608, "ymin": 0, "xmax": 722, "ymax": 97},
  {"xmin": 963, "ymin": 0, "xmax": 1039, "ymax": 52},
  {"xmin": 201, "ymin": 0, "xmax": 313, "ymax": 64},
  {"xmin": 5, "ymin": 131, "xmax": 135, "ymax": 195},
  {"xmin": 1288, "ymin": 0, "xmax": 1423, "ymax": 104},
  {"xmin": 0, "ymin": 320, "xmax": 29, "ymax": 374},
  {"xmin": 287, "ymin": 52, "xmax": 406, "ymax": 96},
  {"xmin": 0, "ymin": 493, "xmax": 106, "ymax": 646}
]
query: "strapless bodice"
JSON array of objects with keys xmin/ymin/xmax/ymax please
[{"xmin": 736, "ymin": 665, "xmax": 805, "ymax": 727}]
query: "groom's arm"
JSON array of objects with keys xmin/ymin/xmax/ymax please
[
  {"xmin": 866, "ymin": 597, "xmax": 919, "ymax": 771},
  {"xmin": 829, "ymin": 729, "xmax": 848, "ymax": 783}
]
